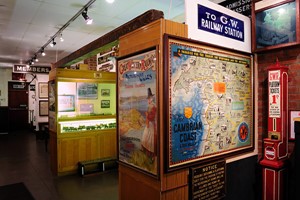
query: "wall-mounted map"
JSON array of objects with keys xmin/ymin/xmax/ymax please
[{"xmin": 165, "ymin": 36, "xmax": 253, "ymax": 171}]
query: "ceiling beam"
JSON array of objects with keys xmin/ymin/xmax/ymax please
[{"xmin": 53, "ymin": 9, "xmax": 164, "ymax": 68}]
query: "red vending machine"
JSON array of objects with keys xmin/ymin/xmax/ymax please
[{"xmin": 260, "ymin": 60, "xmax": 288, "ymax": 200}]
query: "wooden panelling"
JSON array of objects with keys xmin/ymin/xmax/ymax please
[
  {"xmin": 98, "ymin": 130, "xmax": 117, "ymax": 158},
  {"xmin": 161, "ymin": 186, "xmax": 189, "ymax": 200},
  {"xmin": 49, "ymin": 131, "xmax": 58, "ymax": 174},
  {"xmin": 56, "ymin": 130, "xmax": 116, "ymax": 175},
  {"xmin": 118, "ymin": 19, "xmax": 188, "ymax": 200}
]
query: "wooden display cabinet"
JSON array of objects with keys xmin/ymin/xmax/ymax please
[
  {"xmin": 48, "ymin": 68, "xmax": 116, "ymax": 175},
  {"xmin": 118, "ymin": 19, "xmax": 189, "ymax": 200}
]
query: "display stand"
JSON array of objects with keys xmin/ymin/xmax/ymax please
[
  {"xmin": 118, "ymin": 19, "xmax": 188, "ymax": 200},
  {"xmin": 48, "ymin": 69, "xmax": 117, "ymax": 176},
  {"xmin": 260, "ymin": 61, "xmax": 288, "ymax": 200}
]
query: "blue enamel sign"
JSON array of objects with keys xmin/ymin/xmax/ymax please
[{"xmin": 198, "ymin": 4, "xmax": 245, "ymax": 42}]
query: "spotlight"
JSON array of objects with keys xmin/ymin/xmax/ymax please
[
  {"xmin": 34, "ymin": 54, "xmax": 38, "ymax": 62},
  {"xmin": 60, "ymin": 33, "xmax": 64, "ymax": 42},
  {"xmin": 82, "ymin": 8, "xmax": 93, "ymax": 25},
  {"xmin": 106, "ymin": 0, "xmax": 115, "ymax": 3},
  {"xmin": 41, "ymin": 48, "xmax": 46, "ymax": 56},
  {"xmin": 50, "ymin": 39, "xmax": 56, "ymax": 47}
]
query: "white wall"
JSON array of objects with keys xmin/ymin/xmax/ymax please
[
  {"xmin": 0, "ymin": 68, "xmax": 12, "ymax": 106},
  {"xmin": 0, "ymin": 68, "xmax": 49, "ymax": 130},
  {"xmin": 29, "ymin": 74, "xmax": 49, "ymax": 131}
]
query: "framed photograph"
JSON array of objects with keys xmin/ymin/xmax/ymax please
[
  {"xmin": 48, "ymin": 80, "xmax": 56, "ymax": 112},
  {"xmin": 39, "ymin": 100, "xmax": 49, "ymax": 116},
  {"xmin": 58, "ymin": 95, "xmax": 75, "ymax": 112},
  {"xmin": 117, "ymin": 47, "xmax": 159, "ymax": 177},
  {"xmin": 101, "ymin": 89, "xmax": 110, "ymax": 96},
  {"xmin": 80, "ymin": 104, "xmax": 94, "ymax": 113},
  {"xmin": 253, "ymin": 0, "xmax": 299, "ymax": 52},
  {"xmin": 289, "ymin": 110, "xmax": 300, "ymax": 140},
  {"xmin": 101, "ymin": 100, "xmax": 110, "ymax": 108},
  {"xmin": 164, "ymin": 35, "xmax": 253, "ymax": 172},
  {"xmin": 77, "ymin": 83, "xmax": 98, "ymax": 99},
  {"xmin": 38, "ymin": 82, "xmax": 48, "ymax": 99}
]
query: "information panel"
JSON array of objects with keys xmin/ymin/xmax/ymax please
[
  {"xmin": 190, "ymin": 160, "xmax": 226, "ymax": 200},
  {"xmin": 165, "ymin": 35, "xmax": 253, "ymax": 171}
]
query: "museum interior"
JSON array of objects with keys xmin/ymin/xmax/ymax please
[{"xmin": 0, "ymin": 0, "xmax": 299, "ymax": 200}]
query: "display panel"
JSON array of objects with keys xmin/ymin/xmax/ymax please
[
  {"xmin": 57, "ymin": 81, "xmax": 116, "ymax": 118},
  {"xmin": 59, "ymin": 118, "xmax": 116, "ymax": 133},
  {"xmin": 289, "ymin": 110, "xmax": 300, "ymax": 140},
  {"xmin": 39, "ymin": 100, "xmax": 49, "ymax": 116},
  {"xmin": 77, "ymin": 83, "xmax": 98, "ymax": 99},
  {"xmin": 164, "ymin": 35, "xmax": 253, "ymax": 171},
  {"xmin": 39, "ymin": 82, "xmax": 48, "ymax": 99},
  {"xmin": 118, "ymin": 47, "xmax": 159, "ymax": 177},
  {"xmin": 253, "ymin": 0, "xmax": 300, "ymax": 52},
  {"xmin": 58, "ymin": 95, "xmax": 75, "ymax": 112}
]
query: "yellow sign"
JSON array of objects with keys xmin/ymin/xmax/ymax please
[{"xmin": 184, "ymin": 107, "xmax": 193, "ymax": 119}]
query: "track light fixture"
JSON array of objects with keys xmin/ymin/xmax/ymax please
[
  {"xmin": 60, "ymin": 33, "xmax": 64, "ymax": 42},
  {"xmin": 50, "ymin": 39, "xmax": 56, "ymax": 47},
  {"xmin": 34, "ymin": 54, "xmax": 38, "ymax": 62},
  {"xmin": 26, "ymin": 0, "xmax": 96, "ymax": 65},
  {"xmin": 82, "ymin": 8, "xmax": 93, "ymax": 25},
  {"xmin": 41, "ymin": 48, "xmax": 46, "ymax": 56}
]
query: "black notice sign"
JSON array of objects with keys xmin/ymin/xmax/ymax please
[
  {"xmin": 29, "ymin": 84, "xmax": 35, "ymax": 91},
  {"xmin": 13, "ymin": 65, "xmax": 51, "ymax": 74},
  {"xmin": 219, "ymin": 0, "xmax": 252, "ymax": 17},
  {"xmin": 190, "ymin": 160, "xmax": 226, "ymax": 200}
]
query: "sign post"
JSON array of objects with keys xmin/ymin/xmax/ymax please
[{"xmin": 260, "ymin": 60, "xmax": 288, "ymax": 200}]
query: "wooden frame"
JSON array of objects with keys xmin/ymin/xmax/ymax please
[
  {"xmin": 117, "ymin": 47, "xmax": 159, "ymax": 177},
  {"xmin": 252, "ymin": 0, "xmax": 300, "ymax": 52},
  {"xmin": 164, "ymin": 35, "xmax": 254, "ymax": 172},
  {"xmin": 38, "ymin": 82, "xmax": 48, "ymax": 99},
  {"xmin": 39, "ymin": 100, "xmax": 49, "ymax": 116},
  {"xmin": 101, "ymin": 100, "xmax": 110, "ymax": 108},
  {"xmin": 101, "ymin": 89, "xmax": 110, "ymax": 96},
  {"xmin": 289, "ymin": 110, "xmax": 300, "ymax": 140}
]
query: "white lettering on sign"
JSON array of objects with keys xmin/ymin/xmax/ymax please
[
  {"xmin": 266, "ymin": 150, "xmax": 275, "ymax": 156},
  {"xmin": 269, "ymin": 70, "xmax": 280, "ymax": 118},
  {"xmin": 265, "ymin": 146, "xmax": 276, "ymax": 160}
]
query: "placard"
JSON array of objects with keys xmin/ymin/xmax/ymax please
[
  {"xmin": 190, "ymin": 160, "xmax": 226, "ymax": 200},
  {"xmin": 254, "ymin": 1, "xmax": 298, "ymax": 51},
  {"xmin": 58, "ymin": 95, "xmax": 75, "ymax": 112},
  {"xmin": 118, "ymin": 47, "xmax": 159, "ymax": 177},
  {"xmin": 268, "ymin": 70, "xmax": 281, "ymax": 118},
  {"xmin": 289, "ymin": 110, "xmax": 300, "ymax": 140},
  {"xmin": 165, "ymin": 35, "xmax": 253, "ymax": 171},
  {"xmin": 39, "ymin": 101, "xmax": 49, "ymax": 116},
  {"xmin": 38, "ymin": 82, "xmax": 48, "ymax": 99},
  {"xmin": 185, "ymin": 0, "xmax": 251, "ymax": 53},
  {"xmin": 77, "ymin": 83, "xmax": 98, "ymax": 99}
]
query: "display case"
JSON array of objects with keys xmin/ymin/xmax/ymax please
[
  {"xmin": 48, "ymin": 68, "xmax": 117, "ymax": 175},
  {"xmin": 59, "ymin": 118, "xmax": 116, "ymax": 133}
]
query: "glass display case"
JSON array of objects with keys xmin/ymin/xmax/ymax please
[
  {"xmin": 48, "ymin": 68, "xmax": 117, "ymax": 134},
  {"xmin": 48, "ymin": 68, "xmax": 117, "ymax": 175},
  {"xmin": 59, "ymin": 118, "xmax": 116, "ymax": 133}
]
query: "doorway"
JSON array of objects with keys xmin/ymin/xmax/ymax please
[{"xmin": 8, "ymin": 82, "xmax": 29, "ymax": 132}]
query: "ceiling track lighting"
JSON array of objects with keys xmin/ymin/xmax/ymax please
[
  {"xmin": 34, "ymin": 54, "xmax": 38, "ymax": 62},
  {"xmin": 82, "ymin": 8, "xmax": 93, "ymax": 25},
  {"xmin": 50, "ymin": 39, "xmax": 56, "ymax": 47},
  {"xmin": 60, "ymin": 33, "xmax": 64, "ymax": 42},
  {"xmin": 41, "ymin": 48, "xmax": 46, "ymax": 56},
  {"xmin": 26, "ymin": 0, "xmax": 96, "ymax": 65}
]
